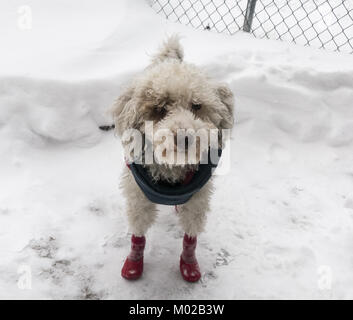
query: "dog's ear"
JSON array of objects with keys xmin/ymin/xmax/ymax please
[
  {"xmin": 112, "ymin": 85, "xmax": 137, "ymax": 136},
  {"xmin": 151, "ymin": 35, "xmax": 184, "ymax": 64},
  {"xmin": 216, "ymin": 83, "xmax": 234, "ymax": 129}
]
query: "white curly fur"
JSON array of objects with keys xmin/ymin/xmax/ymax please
[{"xmin": 113, "ymin": 36, "xmax": 234, "ymax": 237}]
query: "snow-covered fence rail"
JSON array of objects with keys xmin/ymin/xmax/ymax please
[{"xmin": 149, "ymin": 0, "xmax": 353, "ymax": 54}]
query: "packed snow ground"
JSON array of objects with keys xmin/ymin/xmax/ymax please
[{"xmin": 1, "ymin": 0, "xmax": 353, "ymax": 299}]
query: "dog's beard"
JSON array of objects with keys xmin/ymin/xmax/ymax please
[
  {"xmin": 152, "ymin": 109, "xmax": 213, "ymax": 166},
  {"xmin": 146, "ymin": 162, "xmax": 198, "ymax": 184},
  {"xmin": 123, "ymin": 108, "xmax": 216, "ymax": 183},
  {"xmin": 152, "ymin": 134, "xmax": 209, "ymax": 166},
  {"xmin": 145, "ymin": 134, "xmax": 205, "ymax": 184}
]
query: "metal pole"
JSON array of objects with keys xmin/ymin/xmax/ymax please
[{"xmin": 243, "ymin": 0, "xmax": 258, "ymax": 32}]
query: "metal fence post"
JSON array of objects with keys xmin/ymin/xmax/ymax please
[{"xmin": 243, "ymin": 0, "xmax": 258, "ymax": 32}]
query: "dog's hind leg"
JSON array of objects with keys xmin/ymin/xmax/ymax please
[
  {"xmin": 177, "ymin": 181, "xmax": 213, "ymax": 282},
  {"xmin": 120, "ymin": 167, "xmax": 157, "ymax": 280}
]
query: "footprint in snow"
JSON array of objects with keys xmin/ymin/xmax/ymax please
[
  {"xmin": 28, "ymin": 236, "xmax": 58, "ymax": 259},
  {"xmin": 214, "ymin": 248, "xmax": 233, "ymax": 267},
  {"xmin": 27, "ymin": 236, "xmax": 103, "ymax": 299},
  {"xmin": 200, "ymin": 270, "xmax": 218, "ymax": 287}
]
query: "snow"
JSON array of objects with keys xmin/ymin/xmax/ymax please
[{"xmin": 1, "ymin": 0, "xmax": 353, "ymax": 299}]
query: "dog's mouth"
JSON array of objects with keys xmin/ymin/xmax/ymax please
[
  {"xmin": 147, "ymin": 167, "xmax": 195, "ymax": 187},
  {"xmin": 152, "ymin": 130, "xmax": 210, "ymax": 166}
]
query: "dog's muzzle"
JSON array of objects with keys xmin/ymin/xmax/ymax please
[{"xmin": 127, "ymin": 148, "xmax": 222, "ymax": 205}]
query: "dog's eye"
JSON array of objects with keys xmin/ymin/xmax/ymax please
[
  {"xmin": 191, "ymin": 103, "xmax": 202, "ymax": 111},
  {"xmin": 152, "ymin": 106, "xmax": 167, "ymax": 119}
]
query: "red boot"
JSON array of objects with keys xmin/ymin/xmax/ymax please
[
  {"xmin": 121, "ymin": 235, "xmax": 145, "ymax": 280},
  {"xmin": 180, "ymin": 233, "xmax": 201, "ymax": 282}
]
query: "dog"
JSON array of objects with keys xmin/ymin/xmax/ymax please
[{"xmin": 112, "ymin": 35, "xmax": 234, "ymax": 282}]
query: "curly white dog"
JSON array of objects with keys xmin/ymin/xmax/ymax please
[{"xmin": 112, "ymin": 35, "xmax": 234, "ymax": 282}]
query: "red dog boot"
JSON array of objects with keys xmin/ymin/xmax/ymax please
[
  {"xmin": 121, "ymin": 234, "xmax": 146, "ymax": 280},
  {"xmin": 180, "ymin": 233, "xmax": 201, "ymax": 282}
]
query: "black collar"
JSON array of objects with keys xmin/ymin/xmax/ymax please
[{"xmin": 127, "ymin": 149, "xmax": 222, "ymax": 205}]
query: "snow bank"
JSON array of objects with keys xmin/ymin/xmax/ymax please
[{"xmin": 1, "ymin": 0, "xmax": 353, "ymax": 299}]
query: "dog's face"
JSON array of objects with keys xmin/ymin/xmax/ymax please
[{"xmin": 113, "ymin": 37, "xmax": 234, "ymax": 167}]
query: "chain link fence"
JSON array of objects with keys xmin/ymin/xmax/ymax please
[{"xmin": 149, "ymin": 0, "xmax": 353, "ymax": 54}]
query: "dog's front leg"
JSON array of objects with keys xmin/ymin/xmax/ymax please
[
  {"xmin": 120, "ymin": 166, "xmax": 158, "ymax": 280},
  {"xmin": 177, "ymin": 181, "xmax": 213, "ymax": 282}
]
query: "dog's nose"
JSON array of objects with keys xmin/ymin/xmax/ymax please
[{"xmin": 184, "ymin": 136, "xmax": 189, "ymax": 150}]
